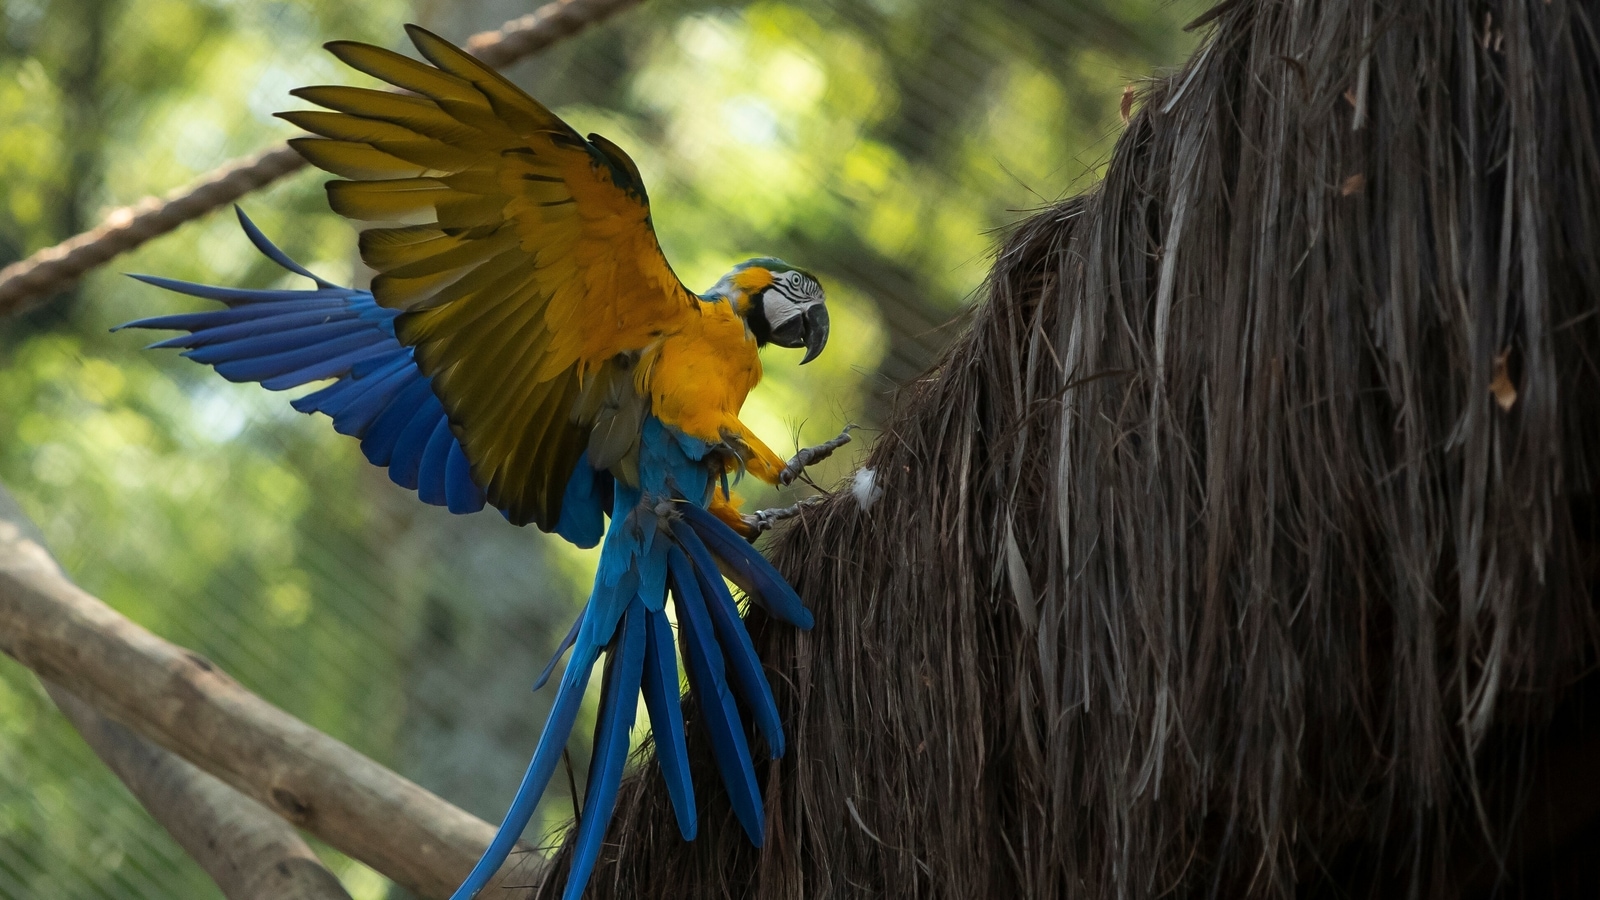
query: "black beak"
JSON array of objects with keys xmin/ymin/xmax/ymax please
[{"xmin": 799, "ymin": 303, "xmax": 830, "ymax": 365}]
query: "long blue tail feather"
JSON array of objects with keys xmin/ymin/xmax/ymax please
[
  {"xmin": 671, "ymin": 519, "xmax": 785, "ymax": 757},
  {"xmin": 535, "ymin": 611, "xmax": 586, "ymax": 692},
  {"xmin": 639, "ymin": 608, "xmax": 696, "ymax": 839},
  {"xmin": 667, "ymin": 548, "xmax": 764, "ymax": 845},
  {"xmin": 449, "ymin": 637, "xmax": 603, "ymax": 900},
  {"xmin": 564, "ymin": 604, "xmax": 648, "ymax": 900},
  {"xmin": 676, "ymin": 503, "xmax": 814, "ymax": 630},
  {"xmin": 675, "ymin": 503, "xmax": 806, "ymax": 626}
]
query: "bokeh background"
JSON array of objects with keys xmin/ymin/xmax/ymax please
[{"xmin": 0, "ymin": 0, "xmax": 1200, "ymax": 895}]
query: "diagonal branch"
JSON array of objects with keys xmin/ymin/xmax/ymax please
[
  {"xmin": 0, "ymin": 483, "xmax": 542, "ymax": 900},
  {"xmin": 0, "ymin": 0, "xmax": 646, "ymax": 319},
  {"xmin": 47, "ymin": 685, "xmax": 355, "ymax": 900},
  {"xmin": 0, "ymin": 486, "xmax": 352, "ymax": 900}
]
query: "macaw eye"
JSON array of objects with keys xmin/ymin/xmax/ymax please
[{"xmin": 771, "ymin": 270, "xmax": 822, "ymax": 306}]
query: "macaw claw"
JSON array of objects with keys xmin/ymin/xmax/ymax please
[
  {"xmin": 778, "ymin": 425, "xmax": 856, "ymax": 486},
  {"xmin": 742, "ymin": 496, "xmax": 825, "ymax": 536}
]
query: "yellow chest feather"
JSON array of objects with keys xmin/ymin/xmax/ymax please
[{"xmin": 636, "ymin": 299, "xmax": 763, "ymax": 442}]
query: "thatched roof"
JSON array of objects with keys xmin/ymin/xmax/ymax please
[{"xmin": 536, "ymin": 1, "xmax": 1600, "ymax": 895}]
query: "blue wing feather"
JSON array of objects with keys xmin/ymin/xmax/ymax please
[
  {"xmin": 320, "ymin": 358, "xmax": 417, "ymax": 435},
  {"xmin": 356, "ymin": 377, "xmax": 437, "ymax": 461},
  {"xmin": 120, "ymin": 207, "xmax": 490, "ymax": 516},
  {"xmin": 446, "ymin": 441, "xmax": 486, "ymax": 514},
  {"xmin": 178, "ymin": 319, "xmax": 372, "ymax": 361},
  {"xmin": 233, "ymin": 201, "xmax": 337, "ymax": 286},
  {"xmin": 142, "ymin": 308, "xmax": 360, "ymax": 348},
  {"xmin": 125, "ymin": 275, "xmax": 353, "ymax": 306},
  {"xmin": 388, "ymin": 397, "xmax": 450, "ymax": 490},
  {"xmin": 226, "ymin": 335, "xmax": 390, "ymax": 387},
  {"xmin": 287, "ymin": 355, "xmax": 402, "ymax": 415},
  {"xmin": 552, "ymin": 455, "xmax": 610, "ymax": 549},
  {"xmin": 417, "ymin": 419, "xmax": 456, "ymax": 506}
]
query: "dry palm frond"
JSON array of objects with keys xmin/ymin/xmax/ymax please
[{"xmin": 538, "ymin": 1, "xmax": 1600, "ymax": 896}]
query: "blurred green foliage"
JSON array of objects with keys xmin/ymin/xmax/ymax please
[{"xmin": 0, "ymin": 0, "xmax": 1199, "ymax": 896}]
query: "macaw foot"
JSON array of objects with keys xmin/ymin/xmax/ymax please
[
  {"xmin": 742, "ymin": 496, "xmax": 825, "ymax": 536},
  {"xmin": 778, "ymin": 425, "xmax": 856, "ymax": 486}
]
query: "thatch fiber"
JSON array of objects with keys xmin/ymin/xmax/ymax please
[{"xmin": 538, "ymin": 0, "xmax": 1600, "ymax": 896}]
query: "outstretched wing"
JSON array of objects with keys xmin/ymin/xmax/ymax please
[
  {"xmin": 119, "ymin": 208, "xmax": 617, "ymax": 548},
  {"xmin": 118, "ymin": 208, "xmax": 487, "ymax": 516},
  {"xmin": 283, "ymin": 24, "xmax": 696, "ymax": 528}
]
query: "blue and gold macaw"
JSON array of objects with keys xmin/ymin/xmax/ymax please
[{"xmin": 120, "ymin": 25, "xmax": 851, "ymax": 900}]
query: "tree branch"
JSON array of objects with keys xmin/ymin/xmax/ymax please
[
  {"xmin": 0, "ymin": 483, "xmax": 540, "ymax": 899},
  {"xmin": 0, "ymin": 0, "xmax": 647, "ymax": 319},
  {"xmin": 47, "ymin": 685, "xmax": 354, "ymax": 900},
  {"xmin": 0, "ymin": 486, "xmax": 353, "ymax": 899}
]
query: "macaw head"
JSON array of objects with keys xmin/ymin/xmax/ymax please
[{"xmin": 719, "ymin": 258, "xmax": 831, "ymax": 364}]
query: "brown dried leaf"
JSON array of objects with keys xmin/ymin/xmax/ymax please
[
  {"xmin": 1120, "ymin": 84, "xmax": 1136, "ymax": 125},
  {"xmin": 1479, "ymin": 11, "xmax": 1503, "ymax": 52},
  {"xmin": 1491, "ymin": 349, "xmax": 1518, "ymax": 411},
  {"xmin": 1341, "ymin": 173, "xmax": 1366, "ymax": 195},
  {"xmin": 1343, "ymin": 87, "xmax": 1358, "ymax": 107}
]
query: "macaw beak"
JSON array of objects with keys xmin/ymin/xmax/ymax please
[{"xmin": 799, "ymin": 303, "xmax": 830, "ymax": 365}]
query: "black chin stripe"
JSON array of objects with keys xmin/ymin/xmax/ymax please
[{"xmin": 748, "ymin": 290, "xmax": 772, "ymax": 346}]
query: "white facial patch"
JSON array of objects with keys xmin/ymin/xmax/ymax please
[
  {"xmin": 764, "ymin": 292, "xmax": 804, "ymax": 328},
  {"xmin": 765, "ymin": 270, "xmax": 823, "ymax": 327}
]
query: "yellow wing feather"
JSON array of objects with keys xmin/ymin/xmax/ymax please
[{"xmin": 286, "ymin": 25, "xmax": 697, "ymax": 528}]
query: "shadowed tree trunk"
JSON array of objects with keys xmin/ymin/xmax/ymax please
[{"xmin": 530, "ymin": 1, "xmax": 1600, "ymax": 897}]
